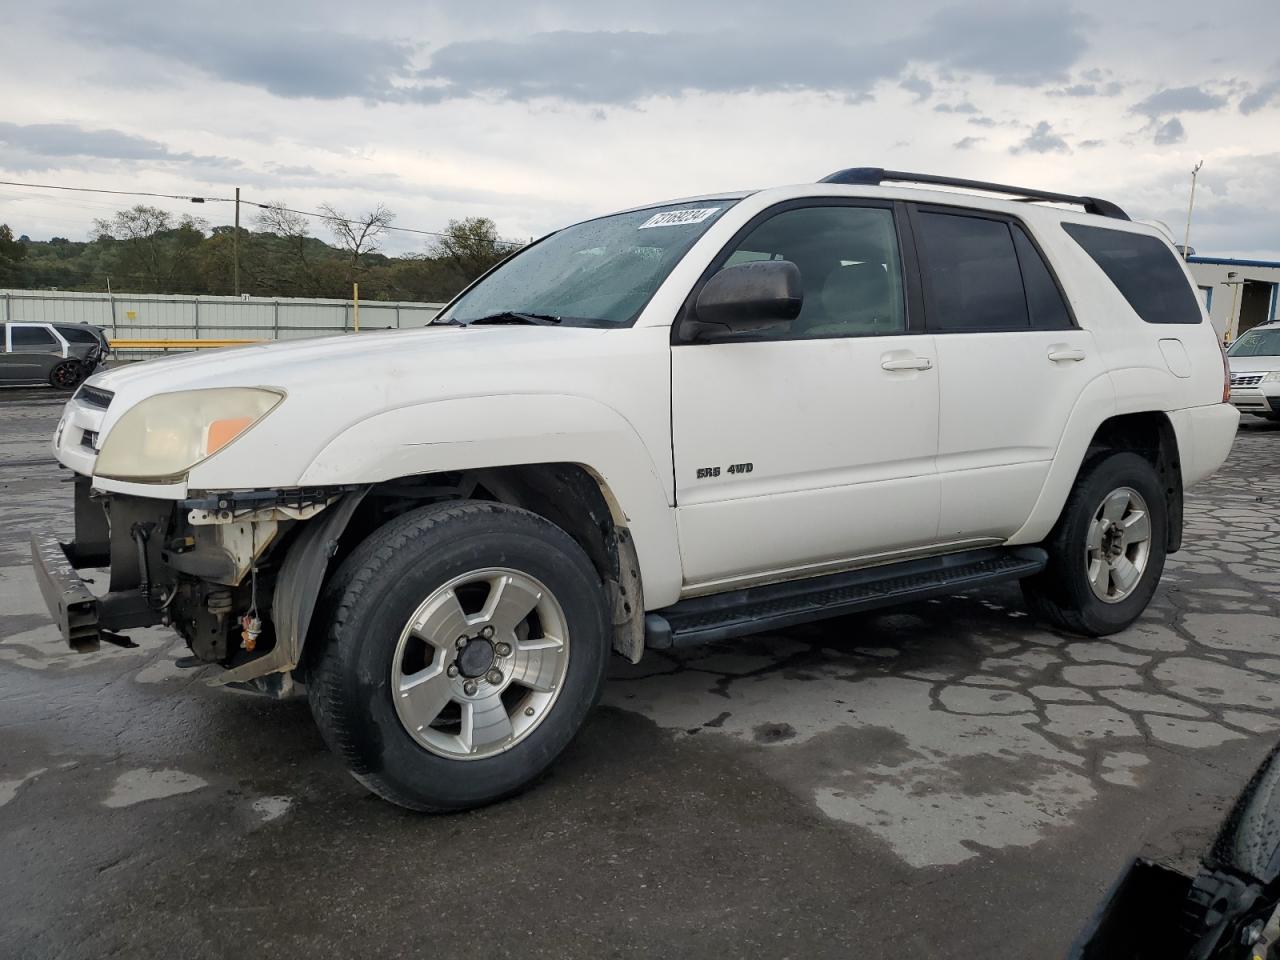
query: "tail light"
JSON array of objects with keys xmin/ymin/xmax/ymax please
[{"xmin": 1220, "ymin": 340, "xmax": 1231, "ymax": 402}]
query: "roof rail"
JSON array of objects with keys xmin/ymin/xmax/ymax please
[{"xmin": 818, "ymin": 167, "xmax": 1130, "ymax": 221}]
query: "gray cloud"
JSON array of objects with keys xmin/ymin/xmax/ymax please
[
  {"xmin": 935, "ymin": 101, "xmax": 980, "ymax": 114},
  {"xmin": 1153, "ymin": 117, "xmax": 1187, "ymax": 144},
  {"xmin": 953, "ymin": 136, "xmax": 985, "ymax": 149},
  {"xmin": 264, "ymin": 162, "xmax": 322, "ymax": 177},
  {"xmin": 1131, "ymin": 85, "xmax": 1227, "ymax": 118},
  {"xmin": 0, "ymin": 122, "xmax": 175, "ymax": 161},
  {"xmin": 1049, "ymin": 79, "xmax": 1126, "ymax": 97},
  {"xmin": 1241, "ymin": 79, "xmax": 1280, "ymax": 114},
  {"xmin": 909, "ymin": 6, "xmax": 1088, "ymax": 86},
  {"xmin": 1011, "ymin": 121, "xmax": 1070, "ymax": 154},
  {"xmin": 1053, "ymin": 83, "xmax": 1099, "ymax": 97},
  {"xmin": 0, "ymin": 121, "xmax": 237, "ymax": 171},
  {"xmin": 85, "ymin": 5, "xmax": 1082, "ymax": 107},
  {"xmin": 900, "ymin": 75, "xmax": 934, "ymax": 102},
  {"xmin": 1078, "ymin": 138, "xmax": 1106, "ymax": 149},
  {"xmin": 63, "ymin": 7, "xmax": 415, "ymax": 101}
]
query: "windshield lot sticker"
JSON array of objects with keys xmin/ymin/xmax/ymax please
[{"xmin": 638, "ymin": 208, "xmax": 721, "ymax": 229}]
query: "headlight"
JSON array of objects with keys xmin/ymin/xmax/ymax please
[
  {"xmin": 95, "ymin": 387, "xmax": 283, "ymax": 482},
  {"xmin": 1263, "ymin": 371, "xmax": 1280, "ymax": 383}
]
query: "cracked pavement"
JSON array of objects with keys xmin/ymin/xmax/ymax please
[{"xmin": 2, "ymin": 387, "xmax": 1279, "ymax": 958}]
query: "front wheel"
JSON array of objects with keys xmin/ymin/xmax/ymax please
[
  {"xmin": 306, "ymin": 500, "xmax": 610, "ymax": 811},
  {"xmin": 1021, "ymin": 451, "xmax": 1168, "ymax": 636}
]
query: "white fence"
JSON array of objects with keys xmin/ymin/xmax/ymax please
[{"xmin": 1, "ymin": 289, "xmax": 447, "ymax": 349}]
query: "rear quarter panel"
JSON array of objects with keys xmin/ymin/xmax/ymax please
[{"xmin": 1008, "ymin": 213, "xmax": 1232, "ymax": 544}]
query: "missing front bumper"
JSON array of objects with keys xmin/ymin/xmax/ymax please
[{"xmin": 30, "ymin": 529, "xmax": 161, "ymax": 651}]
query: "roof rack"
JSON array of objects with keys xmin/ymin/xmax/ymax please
[{"xmin": 818, "ymin": 167, "xmax": 1130, "ymax": 221}]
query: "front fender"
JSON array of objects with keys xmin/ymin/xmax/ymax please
[{"xmin": 297, "ymin": 394, "xmax": 684, "ymax": 607}]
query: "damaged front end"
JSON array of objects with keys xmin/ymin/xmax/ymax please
[{"xmin": 31, "ymin": 475, "xmax": 365, "ymax": 695}]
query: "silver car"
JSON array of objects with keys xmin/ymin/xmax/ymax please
[
  {"xmin": 0, "ymin": 322, "xmax": 109, "ymax": 390},
  {"xmin": 1226, "ymin": 322, "xmax": 1280, "ymax": 422}
]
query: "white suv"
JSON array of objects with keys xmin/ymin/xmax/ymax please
[{"xmin": 32, "ymin": 168, "xmax": 1238, "ymax": 811}]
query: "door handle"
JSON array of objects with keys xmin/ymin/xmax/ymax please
[
  {"xmin": 881, "ymin": 356, "xmax": 933, "ymax": 372},
  {"xmin": 1047, "ymin": 345, "xmax": 1086, "ymax": 363}
]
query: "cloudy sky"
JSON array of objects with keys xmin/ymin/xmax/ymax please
[{"xmin": 2, "ymin": 0, "xmax": 1278, "ymax": 258}]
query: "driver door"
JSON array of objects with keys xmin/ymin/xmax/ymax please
[{"xmin": 671, "ymin": 200, "xmax": 941, "ymax": 591}]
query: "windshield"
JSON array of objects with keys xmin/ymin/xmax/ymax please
[
  {"xmin": 438, "ymin": 201, "xmax": 738, "ymax": 326},
  {"xmin": 1228, "ymin": 327, "xmax": 1280, "ymax": 357}
]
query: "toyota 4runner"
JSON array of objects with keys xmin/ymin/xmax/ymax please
[{"xmin": 31, "ymin": 168, "xmax": 1239, "ymax": 811}]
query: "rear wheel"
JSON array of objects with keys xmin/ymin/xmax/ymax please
[
  {"xmin": 1021, "ymin": 451, "xmax": 1168, "ymax": 635},
  {"xmin": 306, "ymin": 500, "xmax": 610, "ymax": 811},
  {"xmin": 48, "ymin": 359, "xmax": 84, "ymax": 390}
]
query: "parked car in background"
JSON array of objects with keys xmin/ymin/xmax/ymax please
[
  {"xmin": 0, "ymin": 321, "xmax": 108, "ymax": 389},
  {"xmin": 1227, "ymin": 322, "xmax": 1280, "ymax": 421}
]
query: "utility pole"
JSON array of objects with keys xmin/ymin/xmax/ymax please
[
  {"xmin": 232, "ymin": 185, "xmax": 240, "ymax": 295},
  {"xmin": 1182, "ymin": 160, "xmax": 1203, "ymax": 260}
]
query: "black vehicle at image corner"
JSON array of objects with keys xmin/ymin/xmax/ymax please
[{"xmin": 0, "ymin": 321, "xmax": 109, "ymax": 389}]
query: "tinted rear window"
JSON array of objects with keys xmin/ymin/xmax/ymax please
[
  {"xmin": 1062, "ymin": 223, "xmax": 1201, "ymax": 324},
  {"xmin": 57, "ymin": 326, "xmax": 101, "ymax": 344}
]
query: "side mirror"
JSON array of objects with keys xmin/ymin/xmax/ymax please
[{"xmin": 691, "ymin": 260, "xmax": 804, "ymax": 336}]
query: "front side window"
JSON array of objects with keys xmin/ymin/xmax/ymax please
[
  {"xmin": 916, "ymin": 211, "xmax": 1030, "ymax": 332},
  {"xmin": 10, "ymin": 326, "xmax": 57, "ymax": 348},
  {"xmin": 438, "ymin": 201, "xmax": 738, "ymax": 326},
  {"xmin": 1062, "ymin": 222, "xmax": 1202, "ymax": 325},
  {"xmin": 1227, "ymin": 326, "xmax": 1280, "ymax": 357},
  {"xmin": 711, "ymin": 204, "xmax": 906, "ymax": 340}
]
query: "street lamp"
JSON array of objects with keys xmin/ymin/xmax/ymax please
[{"xmin": 1182, "ymin": 160, "xmax": 1203, "ymax": 260}]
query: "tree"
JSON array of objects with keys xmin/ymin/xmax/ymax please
[
  {"xmin": 92, "ymin": 205, "xmax": 207, "ymax": 292},
  {"xmin": 430, "ymin": 217, "xmax": 516, "ymax": 283},
  {"xmin": 256, "ymin": 203, "xmax": 328, "ymax": 296},
  {"xmin": 319, "ymin": 203, "xmax": 394, "ymax": 283},
  {"xmin": 0, "ymin": 224, "xmax": 28, "ymax": 286}
]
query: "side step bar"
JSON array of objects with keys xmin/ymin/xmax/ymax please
[{"xmin": 644, "ymin": 546, "xmax": 1048, "ymax": 649}]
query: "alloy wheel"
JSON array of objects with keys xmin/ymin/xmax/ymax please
[
  {"xmin": 1084, "ymin": 486, "xmax": 1153, "ymax": 603},
  {"xmin": 391, "ymin": 567, "xmax": 570, "ymax": 760}
]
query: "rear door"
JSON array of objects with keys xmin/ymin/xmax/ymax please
[
  {"xmin": 3, "ymin": 324, "xmax": 64, "ymax": 382},
  {"xmin": 908, "ymin": 205, "xmax": 1104, "ymax": 541},
  {"xmin": 672, "ymin": 199, "xmax": 941, "ymax": 591}
]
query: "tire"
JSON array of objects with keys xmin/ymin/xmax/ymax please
[
  {"xmin": 48, "ymin": 359, "xmax": 84, "ymax": 390},
  {"xmin": 306, "ymin": 500, "xmax": 610, "ymax": 812},
  {"xmin": 1021, "ymin": 451, "xmax": 1168, "ymax": 636}
]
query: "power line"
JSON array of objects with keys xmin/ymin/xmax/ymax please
[
  {"xmin": 0, "ymin": 178, "xmax": 525, "ymax": 246},
  {"xmin": 0, "ymin": 178, "xmax": 232, "ymax": 204}
]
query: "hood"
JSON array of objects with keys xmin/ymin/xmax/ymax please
[
  {"xmin": 89, "ymin": 325, "xmax": 614, "ymax": 400},
  {"xmin": 1228, "ymin": 353, "xmax": 1280, "ymax": 373}
]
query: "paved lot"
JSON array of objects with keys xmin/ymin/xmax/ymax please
[{"xmin": 2, "ymin": 386, "xmax": 1279, "ymax": 959}]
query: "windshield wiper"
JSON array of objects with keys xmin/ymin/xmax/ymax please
[{"xmin": 468, "ymin": 311, "xmax": 562, "ymax": 326}]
